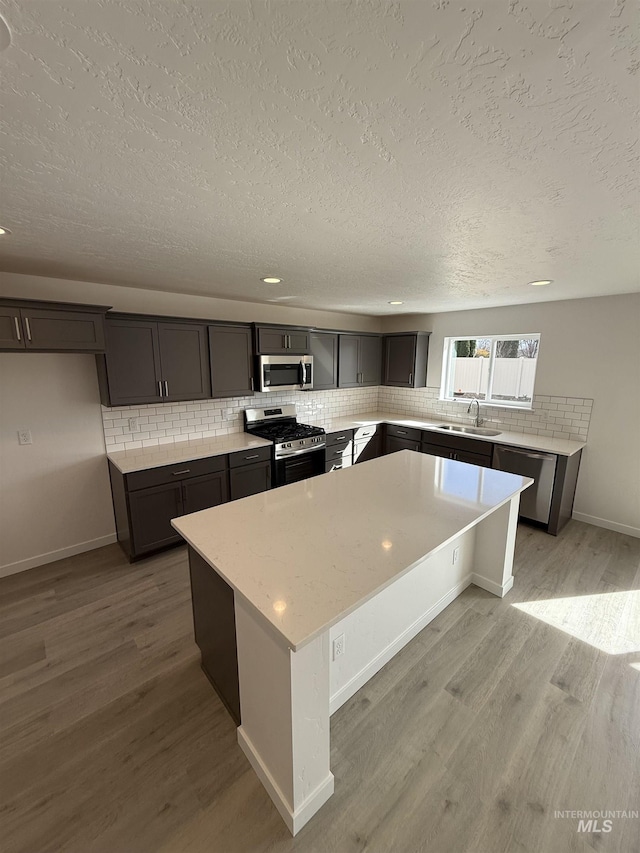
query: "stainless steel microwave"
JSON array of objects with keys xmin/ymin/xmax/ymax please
[{"xmin": 258, "ymin": 354, "xmax": 313, "ymax": 392}]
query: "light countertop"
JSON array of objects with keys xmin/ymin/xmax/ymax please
[
  {"xmin": 322, "ymin": 411, "xmax": 585, "ymax": 457},
  {"xmin": 108, "ymin": 433, "xmax": 272, "ymax": 474},
  {"xmin": 172, "ymin": 450, "xmax": 532, "ymax": 650}
]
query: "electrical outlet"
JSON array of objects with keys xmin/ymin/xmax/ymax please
[
  {"xmin": 332, "ymin": 634, "xmax": 345, "ymax": 660},
  {"xmin": 452, "ymin": 546, "xmax": 460, "ymax": 565},
  {"xmin": 128, "ymin": 417, "xmax": 139, "ymax": 432},
  {"xmin": 18, "ymin": 429, "xmax": 32, "ymax": 445}
]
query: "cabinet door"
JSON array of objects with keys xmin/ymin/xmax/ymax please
[
  {"xmin": 338, "ymin": 335, "xmax": 360, "ymax": 387},
  {"xmin": 421, "ymin": 442, "xmax": 451, "ymax": 460},
  {"xmin": 157, "ymin": 322, "xmax": 210, "ymax": 401},
  {"xmin": 128, "ymin": 482, "xmax": 183, "ymax": 555},
  {"xmin": 384, "ymin": 435, "xmax": 421, "ymax": 455},
  {"xmin": 359, "ymin": 335, "xmax": 382, "ymax": 386},
  {"xmin": 256, "ymin": 327, "xmax": 287, "ymax": 354},
  {"xmin": 182, "ymin": 471, "xmax": 230, "ymax": 515},
  {"xmin": 310, "ymin": 332, "xmax": 338, "ymax": 390},
  {"xmin": 209, "ymin": 325, "xmax": 254, "ymax": 397},
  {"xmin": 20, "ymin": 308, "xmax": 105, "ymax": 352},
  {"xmin": 383, "ymin": 335, "xmax": 416, "ymax": 387},
  {"xmin": 0, "ymin": 308, "xmax": 25, "ymax": 350},
  {"xmin": 421, "ymin": 442, "xmax": 491, "ymax": 467},
  {"xmin": 354, "ymin": 432, "xmax": 382, "ymax": 463},
  {"xmin": 104, "ymin": 319, "xmax": 163, "ymax": 405},
  {"xmin": 229, "ymin": 461, "xmax": 271, "ymax": 500},
  {"xmin": 256, "ymin": 327, "xmax": 310, "ymax": 354},
  {"xmin": 287, "ymin": 330, "xmax": 310, "ymax": 352}
]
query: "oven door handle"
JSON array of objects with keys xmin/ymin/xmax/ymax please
[{"xmin": 277, "ymin": 445, "xmax": 325, "ymax": 459}]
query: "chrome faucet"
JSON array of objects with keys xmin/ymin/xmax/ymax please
[{"xmin": 467, "ymin": 398, "xmax": 484, "ymax": 427}]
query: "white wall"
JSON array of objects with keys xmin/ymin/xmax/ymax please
[
  {"xmin": 0, "ymin": 354, "xmax": 116, "ymax": 577},
  {"xmin": 0, "ymin": 272, "xmax": 381, "ymax": 333},
  {"xmin": 382, "ymin": 293, "xmax": 640, "ymax": 536}
]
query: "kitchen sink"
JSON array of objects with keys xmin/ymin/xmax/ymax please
[{"xmin": 436, "ymin": 425, "xmax": 502, "ymax": 437}]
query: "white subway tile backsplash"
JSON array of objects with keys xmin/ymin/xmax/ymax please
[{"xmin": 102, "ymin": 385, "xmax": 592, "ymax": 448}]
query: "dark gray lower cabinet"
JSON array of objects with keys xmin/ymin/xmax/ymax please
[
  {"xmin": 420, "ymin": 430, "xmax": 494, "ymax": 468},
  {"xmin": 421, "ymin": 441, "xmax": 492, "ymax": 467},
  {"xmin": 229, "ymin": 460, "xmax": 272, "ymax": 500},
  {"xmin": 384, "ymin": 423, "xmax": 421, "ymax": 455},
  {"xmin": 182, "ymin": 471, "xmax": 230, "ymax": 515},
  {"xmin": 188, "ymin": 546, "xmax": 241, "ymax": 724},
  {"xmin": 109, "ymin": 455, "xmax": 230, "ymax": 561},
  {"xmin": 128, "ymin": 482, "xmax": 184, "ymax": 554},
  {"xmin": 353, "ymin": 426, "xmax": 382, "ymax": 463}
]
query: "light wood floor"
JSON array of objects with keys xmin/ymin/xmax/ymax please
[{"xmin": 1, "ymin": 521, "xmax": 639, "ymax": 853}]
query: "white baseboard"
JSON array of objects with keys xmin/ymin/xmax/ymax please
[
  {"xmin": 572, "ymin": 512, "xmax": 640, "ymax": 539},
  {"xmin": 237, "ymin": 726, "xmax": 334, "ymax": 836},
  {"xmin": 0, "ymin": 533, "xmax": 118, "ymax": 579},
  {"xmin": 329, "ymin": 575, "xmax": 473, "ymax": 715},
  {"xmin": 471, "ymin": 572, "xmax": 514, "ymax": 598}
]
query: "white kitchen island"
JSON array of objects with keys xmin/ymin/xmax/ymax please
[{"xmin": 172, "ymin": 450, "xmax": 532, "ymax": 835}]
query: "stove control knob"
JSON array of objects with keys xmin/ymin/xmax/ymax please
[{"xmin": 299, "ymin": 440, "xmax": 305, "ymax": 445}]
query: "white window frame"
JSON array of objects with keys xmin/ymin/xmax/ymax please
[{"xmin": 440, "ymin": 333, "xmax": 541, "ymax": 410}]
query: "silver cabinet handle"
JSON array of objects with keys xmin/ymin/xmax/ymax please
[
  {"xmin": 336, "ymin": 435, "xmax": 346, "ymax": 440},
  {"xmin": 397, "ymin": 429, "xmax": 408, "ymax": 435},
  {"xmin": 244, "ymin": 454, "xmax": 260, "ymax": 460},
  {"xmin": 164, "ymin": 380, "xmax": 169, "ymax": 397},
  {"xmin": 158, "ymin": 380, "xmax": 164, "ymax": 397},
  {"xmin": 172, "ymin": 469, "xmax": 191, "ymax": 476},
  {"xmin": 408, "ymin": 373, "xmax": 413, "ymax": 384},
  {"xmin": 250, "ymin": 376, "xmax": 254, "ymax": 391},
  {"xmin": 24, "ymin": 317, "xmax": 32, "ymax": 341},
  {"xmin": 14, "ymin": 316, "xmax": 21, "ymax": 341}
]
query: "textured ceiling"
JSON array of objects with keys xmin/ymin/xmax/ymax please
[{"xmin": 0, "ymin": 0, "xmax": 638, "ymax": 316}]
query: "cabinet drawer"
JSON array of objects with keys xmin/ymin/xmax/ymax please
[
  {"xmin": 125, "ymin": 454, "xmax": 228, "ymax": 491},
  {"xmin": 354, "ymin": 425, "xmax": 378, "ymax": 441},
  {"xmin": 228, "ymin": 445, "xmax": 272, "ymax": 469},
  {"xmin": 326, "ymin": 429, "xmax": 354, "ymax": 447},
  {"xmin": 422, "ymin": 442, "xmax": 492, "ymax": 467},
  {"xmin": 385, "ymin": 423, "xmax": 421, "ymax": 442},
  {"xmin": 326, "ymin": 444, "xmax": 352, "ymax": 464},
  {"xmin": 421, "ymin": 430, "xmax": 493, "ymax": 458}
]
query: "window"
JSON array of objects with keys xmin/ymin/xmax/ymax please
[{"xmin": 441, "ymin": 334, "xmax": 541, "ymax": 408}]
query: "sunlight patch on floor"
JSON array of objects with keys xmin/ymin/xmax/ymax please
[{"xmin": 513, "ymin": 590, "xmax": 640, "ymax": 655}]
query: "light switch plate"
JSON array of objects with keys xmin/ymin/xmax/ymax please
[{"xmin": 18, "ymin": 429, "xmax": 32, "ymax": 445}]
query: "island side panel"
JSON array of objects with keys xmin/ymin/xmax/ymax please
[
  {"xmin": 329, "ymin": 528, "xmax": 475, "ymax": 714},
  {"xmin": 188, "ymin": 546, "xmax": 241, "ymax": 724},
  {"xmin": 471, "ymin": 495, "xmax": 520, "ymax": 597},
  {"xmin": 235, "ymin": 597, "xmax": 334, "ymax": 836}
]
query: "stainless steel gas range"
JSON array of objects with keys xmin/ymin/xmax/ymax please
[{"xmin": 244, "ymin": 405, "xmax": 326, "ymax": 487}]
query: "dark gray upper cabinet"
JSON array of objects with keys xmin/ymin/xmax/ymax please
[
  {"xmin": 157, "ymin": 322, "xmax": 210, "ymax": 402},
  {"xmin": 209, "ymin": 325, "xmax": 254, "ymax": 397},
  {"xmin": 0, "ymin": 299, "xmax": 108, "ymax": 352},
  {"xmin": 338, "ymin": 334, "xmax": 382, "ymax": 387},
  {"xmin": 382, "ymin": 332, "xmax": 430, "ymax": 388},
  {"xmin": 255, "ymin": 325, "xmax": 311, "ymax": 354},
  {"xmin": 310, "ymin": 331, "xmax": 338, "ymax": 390},
  {"xmin": 98, "ymin": 316, "xmax": 210, "ymax": 406}
]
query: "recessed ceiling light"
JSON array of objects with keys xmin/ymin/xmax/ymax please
[
  {"xmin": 528, "ymin": 280, "xmax": 553, "ymax": 286},
  {"xmin": 261, "ymin": 276, "xmax": 282, "ymax": 284},
  {"xmin": 0, "ymin": 226, "xmax": 12, "ymax": 235},
  {"xmin": 388, "ymin": 301, "xmax": 404, "ymax": 305}
]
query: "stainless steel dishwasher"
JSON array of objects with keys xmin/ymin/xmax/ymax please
[{"xmin": 492, "ymin": 445, "xmax": 557, "ymax": 524}]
